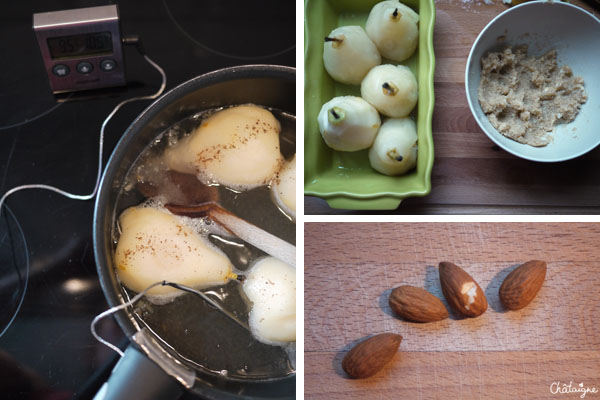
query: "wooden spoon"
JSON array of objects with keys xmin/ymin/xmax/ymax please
[
  {"xmin": 165, "ymin": 202, "xmax": 295, "ymax": 267},
  {"xmin": 137, "ymin": 170, "xmax": 218, "ymax": 205}
]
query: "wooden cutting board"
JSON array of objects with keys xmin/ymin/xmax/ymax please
[
  {"xmin": 304, "ymin": 223, "xmax": 600, "ymax": 399},
  {"xmin": 304, "ymin": 0, "xmax": 600, "ymax": 215}
]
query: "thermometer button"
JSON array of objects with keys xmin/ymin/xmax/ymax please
[
  {"xmin": 100, "ymin": 59, "xmax": 117, "ymax": 72},
  {"xmin": 52, "ymin": 64, "xmax": 70, "ymax": 77},
  {"xmin": 77, "ymin": 61, "xmax": 93, "ymax": 74}
]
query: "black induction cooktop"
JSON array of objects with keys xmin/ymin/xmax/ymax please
[{"xmin": 0, "ymin": 1, "xmax": 295, "ymax": 399}]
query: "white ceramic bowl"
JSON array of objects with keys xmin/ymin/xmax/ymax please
[{"xmin": 465, "ymin": 1, "xmax": 600, "ymax": 162}]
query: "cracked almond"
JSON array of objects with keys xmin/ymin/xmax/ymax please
[{"xmin": 439, "ymin": 262, "xmax": 488, "ymax": 318}]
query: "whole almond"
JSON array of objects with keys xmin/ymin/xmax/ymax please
[
  {"xmin": 439, "ymin": 262, "xmax": 488, "ymax": 318},
  {"xmin": 342, "ymin": 333, "xmax": 402, "ymax": 379},
  {"xmin": 499, "ymin": 260, "xmax": 547, "ymax": 310},
  {"xmin": 389, "ymin": 285, "xmax": 449, "ymax": 322}
]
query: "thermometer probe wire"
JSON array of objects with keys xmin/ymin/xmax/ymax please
[
  {"xmin": 0, "ymin": 47, "xmax": 166, "ymax": 338},
  {"xmin": 0, "ymin": 54, "xmax": 166, "ymax": 220},
  {"xmin": 91, "ymin": 280, "xmax": 249, "ymax": 357}
]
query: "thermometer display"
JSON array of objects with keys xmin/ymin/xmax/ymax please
[
  {"xmin": 33, "ymin": 5, "xmax": 126, "ymax": 93},
  {"xmin": 47, "ymin": 32, "xmax": 112, "ymax": 59}
]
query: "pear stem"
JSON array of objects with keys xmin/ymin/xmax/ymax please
[
  {"xmin": 387, "ymin": 149, "xmax": 403, "ymax": 162},
  {"xmin": 325, "ymin": 35, "xmax": 344, "ymax": 48},
  {"xmin": 328, "ymin": 106, "xmax": 346, "ymax": 124},
  {"xmin": 382, "ymin": 82, "xmax": 398, "ymax": 96}
]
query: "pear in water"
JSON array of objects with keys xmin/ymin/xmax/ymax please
[
  {"xmin": 243, "ymin": 257, "xmax": 296, "ymax": 345},
  {"xmin": 317, "ymin": 96, "xmax": 381, "ymax": 151},
  {"xmin": 323, "ymin": 26, "xmax": 381, "ymax": 85},
  {"xmin": 271, "ymin": 155, "xmax": 296, "ymax": 221},
  {"xmin": 366, "ymin": 0, "xmax": 419, "ymax": 62},
  {"xmin": 369, "ymin": 117, "xmax": 418, "ymax": 176},
  {"xmin": 361, "ymin": 64, "xmax": 418, "ymax": 118},
  {"xmin": 114, "ymin": 206, "xmax": 234, "ymax": 298},
  {"xmin": 163, "ymin": 105, "xmax": 283, "ymax": 191}
]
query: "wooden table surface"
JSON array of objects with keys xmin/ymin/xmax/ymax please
[
  {"xmin": 304, "ymin": 0, "xmax": 600, "ymax": 215},
  {"xmin": 304, "ymin": 222, "xmax": 600, "ymax": 399}
]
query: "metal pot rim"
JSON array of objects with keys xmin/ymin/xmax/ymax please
[{"xmin": 92, "ymin": 64, "xmax": 296, "ymax": 399}]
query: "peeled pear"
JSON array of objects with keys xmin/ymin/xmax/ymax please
[
  {"xmin": 369, "ymin": 117, "xmax": 418, "ymax": 176},
  {"xmin": 323, "ymin": 26, "xmax": 381, "ymax": 85},
  {"xmin": 114, "ymin": 206, "xmax": 234, "ymax": 296},
  {"xmin": 317, "ymin": 96, "xmax": 381, "ymax": 151},
  {"xmin": 272, "ymin": 155, "xmax": 296, "ymax": 220},
  {"xmin": 361, "ymin": 64, "xmax": 418, "ymax": 118},
  {"xmin": 163, "ymin": 105, "xmax": 283, "ymax": 190},
  {"xmin": 243, "ymin": 257, "xmax": 296, "ymax": 344},
  {"xmin": 366, "ymin": 0, "xmax": 419, "ymax": 62}
]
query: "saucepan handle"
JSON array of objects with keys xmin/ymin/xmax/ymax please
[{"xmin": 93, "ymin": 345, "xmax": 183, "ymax": 400}]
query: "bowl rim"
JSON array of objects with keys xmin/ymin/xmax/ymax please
[{"xmin": 465, "ymin": 0, "xmax": 600, "ymax": 163}]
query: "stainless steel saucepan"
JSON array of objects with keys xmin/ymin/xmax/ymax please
[{"xmin": 93, "ymin": 65, "xmax": 295, "ymax": 400}]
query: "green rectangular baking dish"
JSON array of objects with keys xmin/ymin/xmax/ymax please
[{"xmin": 304, "ymin": 0, "xmax": 435, "ymax": 210}]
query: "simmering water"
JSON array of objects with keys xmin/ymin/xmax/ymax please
[{"xmin": 111, "ymin": 106, "xmax": 295, "ymax": 381}]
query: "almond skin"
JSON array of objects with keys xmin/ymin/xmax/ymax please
[
  {"xmin": 499, "ymin": 260, "xmax": 547, "ymax": 310},
  {"xmin": 342, "ymin": 333, "xmax": 402, "ymax": 379},
  {"xmin": 439, "ymin": 262, "xmax": 488, "ymax": 318},
  {"xmin": 389, "ymin": 285, "xmax": 449, "ymax": 322}
]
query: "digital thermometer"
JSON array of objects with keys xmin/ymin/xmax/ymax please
[{"xmin": 33, "ymin": 5, "xmax": 126, "ymax": 94}]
